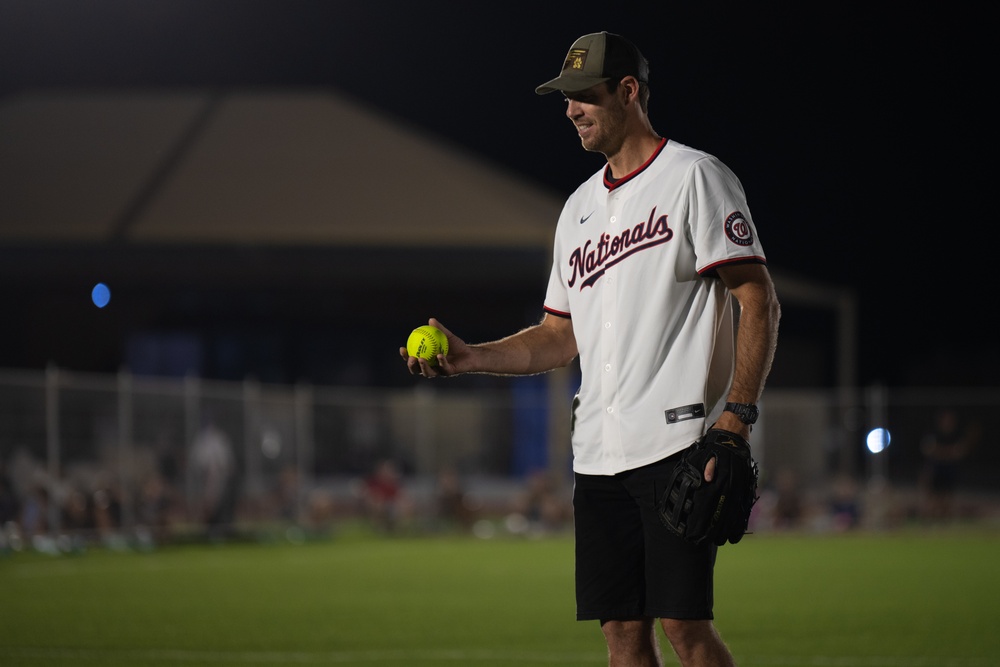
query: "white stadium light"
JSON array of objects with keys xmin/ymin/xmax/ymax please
[{"xmin": 866, "ymin": 427, "xmax": 891, "ymax": 454}]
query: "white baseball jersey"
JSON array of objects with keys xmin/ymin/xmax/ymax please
[{"xmin": 543, "ymin": 139, "xmax": 766, "ymax": 475}]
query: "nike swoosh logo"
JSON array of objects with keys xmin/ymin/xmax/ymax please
[{"xmin": 579, "ymin": 211, "xmax": 595, "ymax": 224}]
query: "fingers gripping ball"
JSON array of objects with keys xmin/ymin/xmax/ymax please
[{"xmin": 407, "ymin": 325, "xmax": 449, "ymax": 366}]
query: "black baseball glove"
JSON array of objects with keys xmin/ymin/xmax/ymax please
[{"xmin": 658, "ymin": 428, "xmax": 760, "ymax": 546}]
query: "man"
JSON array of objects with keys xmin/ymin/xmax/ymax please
[{"xmin": 401, "ymin": 31, "xmax": 780, "ymax": 667}]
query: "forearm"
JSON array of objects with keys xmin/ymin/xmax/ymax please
[
  {"xmin": 468, "ymin": 319, "xmax": 578, "ymax": 376},
  {"xmin": 713, "ymin": 265, "xmax": 780, "ymax": 436},
  {"xmin": 714, "ymin": 263, "xmax": 781, "ymax": 405},
  {"xmin": 728, "ymin": 282, "xmax": 781, "ymax": 404}
]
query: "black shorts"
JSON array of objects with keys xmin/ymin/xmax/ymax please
[{"xmin": 574, "ymin": 452, "xmax": 717, "ymax": 621}]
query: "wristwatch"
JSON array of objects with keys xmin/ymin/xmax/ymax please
[{"xmin": 724, "ymin": 402, "xmax": 759, "ymax": 425}]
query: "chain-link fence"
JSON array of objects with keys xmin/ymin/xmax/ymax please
[{"xmin": 1, "ymin": 367, "xmax": 997, "ymax": 552}]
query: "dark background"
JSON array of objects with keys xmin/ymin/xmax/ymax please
[{"xmin": 0, "ymin": 1, "xmax": 991, "ymax": 388}]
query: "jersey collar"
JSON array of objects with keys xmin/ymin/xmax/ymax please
[{"xmin": 603, "ymin": 138, "xmax": 668, "ymax": 191}]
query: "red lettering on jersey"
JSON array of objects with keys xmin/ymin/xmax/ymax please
[{"xmin": 567, "ymin": 207, "xmax": 674, "ymax": 289}]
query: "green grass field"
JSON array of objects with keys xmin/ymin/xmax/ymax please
[{"xmin": 1, "ymin": 528, "xmax": 998, "ymax": 666}]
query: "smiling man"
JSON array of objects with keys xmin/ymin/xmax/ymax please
[{"xmin": 402, "ymin": 31, "xmax": 780, "ymax": 667}]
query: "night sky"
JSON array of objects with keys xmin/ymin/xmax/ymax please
[{"xmin": 0, "ymin": 2, "xmax": 990, "ymax": 387}]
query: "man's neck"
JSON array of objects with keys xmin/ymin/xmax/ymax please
[{"xmin": 605, "ymin": 130, "xmax": 663, "ymax": 180}]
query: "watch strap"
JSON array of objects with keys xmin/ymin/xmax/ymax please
[{"xmin": 724, "ymin": 402, "xmax": 759, "ymax": 425}]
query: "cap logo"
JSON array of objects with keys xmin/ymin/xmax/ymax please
[{"xmin": 564, "ymin": 48, "xmax": 588, "ymax": 72}]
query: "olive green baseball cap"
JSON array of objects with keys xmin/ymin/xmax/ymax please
[{"xmin": 535, "ymin": 31, "xmax": 649, "ymax": 95}]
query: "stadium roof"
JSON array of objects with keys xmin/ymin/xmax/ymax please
[
  {"xmin": 0, "ymin": 88, "xmax": 854, "ymax": 388},
  {"xmin": 0, "ymin": 88, "xmax": 562, "ymax": 249}
]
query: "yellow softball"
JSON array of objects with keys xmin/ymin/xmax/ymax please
[{"xmin": 406, "ymin": 325, "xmax": 449, "ymax": 365}]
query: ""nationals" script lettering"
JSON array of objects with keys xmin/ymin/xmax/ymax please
[{"xmin": 568, "ymin": 207, "xmax": 674, "ymax": 289}]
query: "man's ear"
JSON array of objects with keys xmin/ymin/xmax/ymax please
[{"xmin": 620, "ymin": 76, "xmax": 640, "ymax": 105}]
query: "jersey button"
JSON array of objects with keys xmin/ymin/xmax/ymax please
[
  {"xmin": 607, "ymin": 406, "xmax": 614, "ymax": 414},
  {"xmin": 605, "ymin": 322, "xmax": 611, "ymax": 328},
  {"xmin": 610, "ymin": 216, "xmax": 617, "ymax": 224},
  {"xmin": 604, "ymin": 364, "xmax": 611, "ymax": 372}
]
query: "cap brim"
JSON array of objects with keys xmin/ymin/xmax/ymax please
[{"xmin": 534, "ymin": 74, "xmax": 610, "ymax": 95}]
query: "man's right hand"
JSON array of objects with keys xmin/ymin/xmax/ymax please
[{"xmin": 400, "ymin": 318, "xmax": 465, "ymax": 378}]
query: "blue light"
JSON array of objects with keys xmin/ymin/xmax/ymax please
[
  {"xmin": 91, "ymin": 283, "xmax": 111, "ymax": 308},
  {"xmin": 866, "ymin": 427, "xmax": 891, "ymax": 454}
]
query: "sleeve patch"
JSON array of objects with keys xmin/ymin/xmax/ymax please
[{"xmin": 724, "ymin": 211, "xmax": 754, "ymax": 246}]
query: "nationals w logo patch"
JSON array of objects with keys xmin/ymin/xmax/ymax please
[{"xmin": 724, "ymin": 211, "xmax": 753, "ymax": 246}]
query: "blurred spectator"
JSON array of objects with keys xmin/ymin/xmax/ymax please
[
  {"xmin": 306, "ymin": 488, "xmax": 337, "ymax": 536},
  {"xmin": 20, "ymin": 484, "xmax": 50, "ymax": 539},
  {"xmin": 274, "ymin": 465, "xmax": 301, "ymax": 522},
  {"xmin": 0, "ymin": 463, "xmax": 20, "ymax": 553},
  {"xmin": 434, "ymin": 468, "xmax": 474, "ymax": 531},
  {"xmin": 515, "ymin": 469, "xmax": 570, "ymax": 534},
  {"xmin": 362, "ymin": 459, "xmax": 404, "ymax": 533},
  {"xmin": 772, "ymin": 468, "xmax": 804, "ymax": 529},
  {"xmin": 919, "ymin": 409, "xmax": 977, "ymax": 521},
  {"xmin": 7, "ymin": 448, "xmax": 42, "ymax": 529},
  {"xmin": 92, "ymin": 480, "xmax": 123, "ymax": 545},
  {"xmin": 190, "ymin": 419, "xmax": 238, "ymax": 540},
  {"xmin": 137, "ymin": 472, "xmax": 175, "ymax": 545},
  {"xmin": 61, "ymin": 487, "xmax": 92, "ymax": 534},
  {"xmin": 0, "ymin": 464, "xmax": 18, "ymax": 528},
  {"xmin": 829, "ymin": 475, "xmax": 861, "ymax": 531}
]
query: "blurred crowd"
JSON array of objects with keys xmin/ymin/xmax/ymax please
[
  {"xmin": 0, "ymin": 438, "xmax": 577, "ymax": 556},
  {"xmin": 750, "ymin": 409, "xmax": 986, "ymax": 533},
  {"xmin": 1, "ymin": 407, "xmax": 992, "ymax": 556}
]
